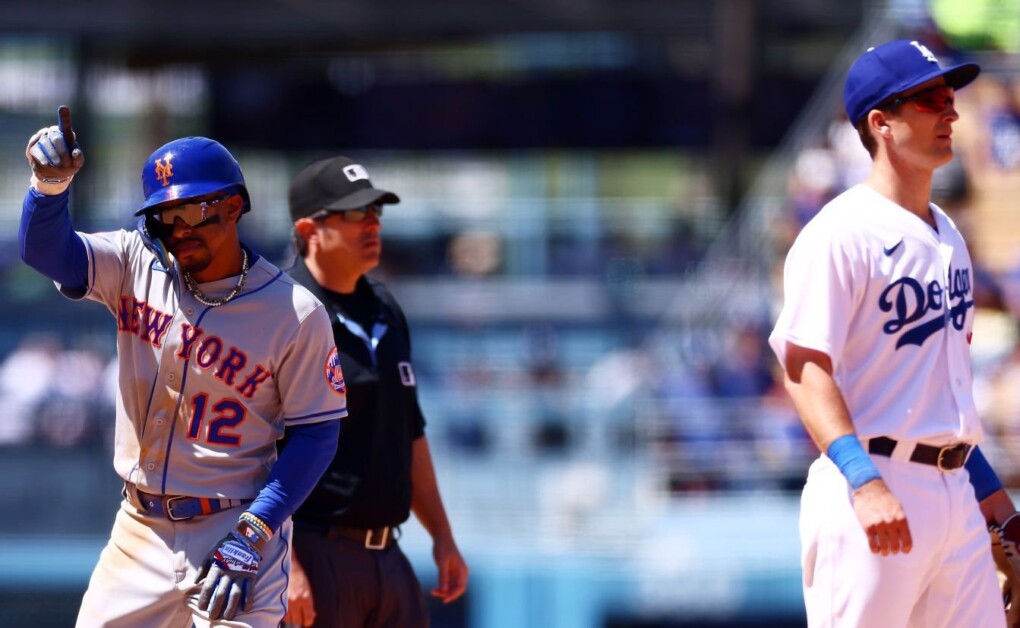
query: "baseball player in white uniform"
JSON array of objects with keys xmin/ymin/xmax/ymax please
[
  {"xmin": 770, "ymin": 40, "xmax": 1020, "ymax": 627},
  {"xmin": 20, "ymin": 107, "xmax": 347, "ymax": 627}
]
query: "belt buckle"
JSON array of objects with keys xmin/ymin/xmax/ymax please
[
  {"xmin": 164, "ymin": 495, "xmax": 191, "ymax": 521},
  {"xmin": 365, "ymin": 527, "xmax": 389, "ymax": 550},
  {"xmin": 936, "ymin": 445, "xmax": 962, "ymax": 472}
]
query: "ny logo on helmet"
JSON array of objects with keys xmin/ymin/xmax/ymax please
[{"xmin": 154, "ymin": 156, "xmax": 174, "ymax": 187}]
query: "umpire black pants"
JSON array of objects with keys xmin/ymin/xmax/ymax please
[{"xmin": 292, "ymin": 525, "xmax": 428, "ymax": 628}]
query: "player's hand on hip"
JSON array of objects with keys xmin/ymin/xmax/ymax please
[
  {"xmin": 26, "ymin": 105, "xmax": 84, "ymax": 193},
  {"xmin": 283, "ymin": 554, "xmax": 316, "ymax": 626},
  {"xmin": 196, "ymin": 521, "xmax": 267, "ymax": 621},
  {"xmin": 989, "ymin": 516, "xmax": 1020, "ymax": 627},
  {"xmin": 431, "ymin": 537, "xmax": 469, "ymax": 603},
  {"xmin": 852, "ymin": 478, "xmax": 912, "ymax": 556},
  {"xmin": 995, "ymin": 513, "xmax": 1020, "ymax": 573}
]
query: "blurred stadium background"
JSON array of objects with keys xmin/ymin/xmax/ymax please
[{"xmin": 1, "ymin": 0, "xmax": 1019, "ymax": 626}]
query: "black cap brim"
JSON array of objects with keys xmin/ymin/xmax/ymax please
[{"xmin": 318, "ymin": 187, "xmax": 400, "ymax": 212}]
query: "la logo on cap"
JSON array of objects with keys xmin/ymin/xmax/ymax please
[
  {"xmin": 343, "ymin": 164, "xmax": 370, "ymax": 182},
  {"xmin": 910, "ymin": 40, "xmax": 938, "ymax": 63}
]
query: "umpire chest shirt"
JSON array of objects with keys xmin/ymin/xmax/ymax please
[{"xmin": 285, "ymin": 262, "xmax": 426, "ymax": 529}]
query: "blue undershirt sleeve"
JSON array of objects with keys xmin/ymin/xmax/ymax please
[
  {"xmin": 965, "ymin": 446, "xmax": 1003, "ymax": 502},
  {"xmin": 19, "ymin": 188, "xmax": 88, "ymax": 291},
  {"xmin": 247, "ymin": 419, "xmax": 340, "ymax": 532}
]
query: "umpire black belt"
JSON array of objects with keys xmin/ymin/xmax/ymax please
[
  {"xmin": 124, "ymin": 482, "xmax": 252, "ymax": 522},
  {"xmin": 867, "ymin": 436, "xmax": 972, "ymax": 471},
  {"xmin": 297, "ymin": 520, "xmax": 397, "ymax": 550},
  {"xmin": 330, "ymin": 525, "xmax": 395, "ymax": 550}
]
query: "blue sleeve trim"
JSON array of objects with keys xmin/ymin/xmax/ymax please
[
  {"xmin": 827, "ymin": 434, "xmax": 881, "ymax": 490},
  {"xmin": 247, "ymin": 419, "xmax": 340, "ymax": 532},
  {"xmin": 285, "ymin": 408, "xmax": 348, "ymax": 423},
  {"xmin": 19, "ymin": 188, "xmax": 88, "ymax": 290},
  {"xmin": 966, "ymin": 446, "xmax": 1003, "ymax": 501}
]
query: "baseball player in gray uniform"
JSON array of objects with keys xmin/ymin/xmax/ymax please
[
  {"xmin": 770, "ymin": 40, "xmax": 1020, "ymax": 627},
  {"xmin": 21, "ymin": 107, "xmax": 348, "ymax": 627}
]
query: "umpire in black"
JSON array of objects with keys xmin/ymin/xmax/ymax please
[{"xmin": 282, "ymin": 156, "xmax": 469, "ymax": 627}]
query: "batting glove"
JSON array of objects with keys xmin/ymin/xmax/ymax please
[
  {"xmin": 196, "ymin": 516, "xmax": 270, "ymax": 621},
  {"xmin": 26, "ymin": 106, "xmax": 84, "ymax": 194}
]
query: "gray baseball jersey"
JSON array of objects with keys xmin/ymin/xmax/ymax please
[{"xmin": 66, "ymin": 228, "xmax": 347, "ymax": 497}]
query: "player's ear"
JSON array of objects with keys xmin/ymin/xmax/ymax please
[
  {"xmin": 293, "ymin": 218, "xmax": 318, "ymax": 242},
  {"xmin": 868, "ymin": 110, "xmax": 892, "ymax": 137},
  {"xmin": 223, "ymin": 194, "xmax": 244, "ymax": 222}
]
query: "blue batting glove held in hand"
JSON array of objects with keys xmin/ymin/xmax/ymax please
[{"xmin": 197, "ymin": 521, "xmax": 267, "ymax": 621}]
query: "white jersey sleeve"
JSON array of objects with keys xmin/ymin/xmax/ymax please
[{"xmin": 769, "ymin": 215, "xmax": 858, "ymax": 370}]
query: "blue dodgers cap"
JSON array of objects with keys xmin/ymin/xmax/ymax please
[{"xmin": 843, "ymin": 39, "xmax": 980, "ymax": 126}]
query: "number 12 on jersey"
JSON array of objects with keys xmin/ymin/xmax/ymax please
[{"xmin": 186, "ymin": 394, "xmax": 246, "ymax": 446}]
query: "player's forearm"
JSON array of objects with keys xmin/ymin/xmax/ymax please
[
  {"xmin": 783, "ymin": 343, "xmax": 882, "ymax": 489},
  {"xmin": 19, "ymin": 187, "xmax": 88, "ymax": 289},
  {"xmin": 410, "ymin": 436, "xmax": 455, "ymax": 542},
  {"xmin": 980, "ymin": 487, "xmax": 1016, "ymax": 526},
  {"xmin": 247, "ymin": 419, "xmax": 340, "ymax": 532},
  {"xmin": 784, "ymin": 362, "xmax": 857, "ymax": 452}
]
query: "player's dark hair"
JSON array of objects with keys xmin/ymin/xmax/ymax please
[{"xmin": 855, "ymin": 117, "xmax": 878, "ymax": 157}]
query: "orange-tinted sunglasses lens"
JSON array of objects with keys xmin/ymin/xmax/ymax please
[{"xmin": 899, "ymin": 86, "xmax": 955, "ymax": 113}]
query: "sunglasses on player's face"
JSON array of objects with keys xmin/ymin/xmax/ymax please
[
  {"xmin": 886, "ymin": 85, "xmax": 955, "ymax": 115},
  {"xmin": 312, "ymin": 204, "xmax": 384, "ymax": 223},
  {"xmin": 153, "ymin": 196, "xmax": 228, "ymax": 228}
]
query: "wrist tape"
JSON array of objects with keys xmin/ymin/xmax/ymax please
[{"xmin": 827, "ymin": 434, "xmax": 881, "ymax": 490}]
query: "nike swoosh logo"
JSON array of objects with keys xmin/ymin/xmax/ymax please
[{"xmin": 884, "ymin": 239, "xmax": 903, "ymax": 256}]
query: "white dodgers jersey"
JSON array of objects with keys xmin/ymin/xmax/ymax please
[{"xmin": 769, "ymin": 184, "xmax": 981, "ymax": 444}]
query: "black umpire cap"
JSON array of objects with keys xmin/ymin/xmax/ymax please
[{"xmin": 289, "ymin": 155, "xmax": 400, "ymax": 222}]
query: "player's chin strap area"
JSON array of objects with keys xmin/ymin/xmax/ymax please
[
  {"xmin": 123, "ymin": 482, "xmax": 253, "ymax": 522},
  {"xmin": 136, "ymin": 216, "xmax": 174, "ymax": 273}
]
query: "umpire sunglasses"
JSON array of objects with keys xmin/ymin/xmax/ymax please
[
  {"xmin": 883, "ymin": 85, "xmax": 955, "ymax": 115},
  {"xmin": 152, "ymin": 196, "xmax": 229, "ymax": 228},
  {"xmin": 309, "ymin": 203, "xmax": 384, "ymax": 223}
]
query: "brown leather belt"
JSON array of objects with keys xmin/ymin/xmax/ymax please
[{"xmin": 867, "ymin": 436, "xmax": 972, "ymax": 471}]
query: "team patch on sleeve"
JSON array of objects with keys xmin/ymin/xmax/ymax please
[{"xmin": 324, "ymin": 347, "xmax": 346, "ymax": 395}]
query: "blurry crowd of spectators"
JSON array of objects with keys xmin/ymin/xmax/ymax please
[{"xmin": 0, "ymin": 333, "xmax": 117, "ymax": 450}]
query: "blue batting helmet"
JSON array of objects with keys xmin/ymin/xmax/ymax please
[{"xmin": 136, "ymin": 137, "xmax": 251, "ymax": 216}]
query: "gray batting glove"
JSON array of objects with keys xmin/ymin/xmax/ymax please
[
  {"xmin": 196, "ymin": 527, "xmax": 263, "ymax": 620},
  {"xmin": 26, "ymin": 105, "xmax": 84, "ymax": 193}
]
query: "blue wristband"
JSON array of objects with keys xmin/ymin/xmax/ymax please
[{"xmin": 827, "ymin": 434, "xmax": 881, "ymax": 490}]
